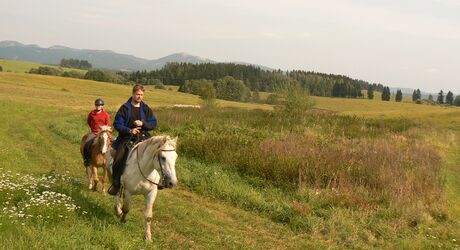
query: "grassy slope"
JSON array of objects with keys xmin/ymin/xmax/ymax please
[
  {"xmin": 1, "ymin": 71, "xmax": 459, "ymax": 248},
  {"xmin": 0, "ymin": 59, "xmax": 86, "ymax": 74},
  {"xmin": 0, "ymin": 100, "xmax": 314, "ymax": 249},
  {"xmin": 0, "ymin": 72, "xmax": 271, "ymax": 112}
]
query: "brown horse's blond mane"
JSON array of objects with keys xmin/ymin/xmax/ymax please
[
  {"xmin": 96, "ymin": 126, "xmax": 112, "ymax": 137},
  {"xmin": 135, "ymin": 135, "xmax": 176, "ymax": 158}
]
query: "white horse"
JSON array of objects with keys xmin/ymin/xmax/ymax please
[{"xmin": 105, "ymin": 135, "xmax": 178, "ymax": 241}]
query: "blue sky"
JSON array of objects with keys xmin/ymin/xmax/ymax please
[{"xmin": 1, "ymin": 0, "xmax": 459, "ymax": 93}]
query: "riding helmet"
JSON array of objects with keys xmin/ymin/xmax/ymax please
[{"xmin": 94, "ymin": 98, "xmax": 104, "ymax": 106}]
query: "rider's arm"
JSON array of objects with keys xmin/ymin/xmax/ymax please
[
  {"xmin": 87, "ymin": 112, "xmax": 92, "ymax": 127},
  {"xmin": 142, "ymin": 106, "xmax": 157, "ymax": 131},
  {"xmin": 113, "ymin": 106, "xmax": 131, "ymax": 135}
]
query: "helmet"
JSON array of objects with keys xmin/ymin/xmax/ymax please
[{"xmin": 94, "ymin": 98, "xmax": 104, "ymax": 106}]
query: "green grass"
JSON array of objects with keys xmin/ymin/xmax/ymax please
[
  {"xmin": 0, "ymin": 58, "xmax": 86, "ymax": 74},
  {"xmin": 0, "ymin": 99, "xmax": 315, "ymax": 249},
  {"xmin": 1, "ymin": 72, "xmax": 460, "ymax": 248}
]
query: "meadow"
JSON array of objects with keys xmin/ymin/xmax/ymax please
[
  {"xmin": 0, "ymin": 59, "xmax": 87, "ymax": 74},
  {"xmin": 0, "ymin": 70, "xmax": 459, "ymax": 249}
]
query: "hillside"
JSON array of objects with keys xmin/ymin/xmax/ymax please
[
  {"xmin": 1, "ymin": 72, "xmax": 459, "ymax": 248},
  {"xmin": 0, "ymin": 41, "xmax": 213, "ymax": 71}
]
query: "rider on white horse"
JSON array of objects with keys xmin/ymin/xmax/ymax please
[{"xmin": 108, "ymin": 84, "xmax": 157, "ymax": 196}]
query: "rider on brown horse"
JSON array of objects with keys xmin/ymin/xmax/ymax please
[{"xmin": 82, "ymin": 98, "xmax": 112, "ymax": 166}]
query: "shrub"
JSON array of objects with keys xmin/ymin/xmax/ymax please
[
  {"xmin": 214, "ymin": 76, "xmax": 251, "ymax": 102},
  {"xmin": 154, "ymin": 83, "xmax": 166, "ymax": 89},
  {"xmin": 62, "ymin": 70, "xmax": 84, "ymax": 79},
  {"xmin": 29, "ymin": 66, "xmax": 62, "ymax": 76},
  {"xmin": 84, "ymin": 70, "xmax": 113, "ymax": 82},
  {"xmin": 454, "ymin": 95, "xmax": 460, "ymax": 106}
]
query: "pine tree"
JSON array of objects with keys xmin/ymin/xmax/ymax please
[
  {"xmin": 428, "ymin": 94, "xmax": 433, "ymax": 101},
  {"xmin": 395, "ymin": 89, "xmax": 403, "ymax": 102},
  {"xmin": 412, "ymin": 90, "xmax": 417, "ymax": 101},
  {"xmin": 454, "ymin": 95, "xmax": 460, "ymax": 106},
  {"xmin": 437, "ymin": 90, "xmax": 444, "ymax": 104},
  {"xmin": 446, "ymin": 91, "xmax": 454, "ymax": 105},
  {"xmin": 381, "ymin": 86, "xmax": 391, "ymax": 101},
  {"xmin": 416, "ymin": 89, "xmax": 421, "ymax": 100},
  {"xmin": 367, "ymin": 85, "xmax": 374, "ymax": 99}
]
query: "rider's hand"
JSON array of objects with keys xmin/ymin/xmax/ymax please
[
  {"xmin": 134, "ymin": 120, "xmax": 143, "ymax": 127},
  {"xmin": 131, "ymin": 127, "xmax": 141, "ymax": 135}
]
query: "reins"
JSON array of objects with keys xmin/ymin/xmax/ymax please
[{"xmin": 135, "ymin": 143, "xmax": 176, "ymax": 186}]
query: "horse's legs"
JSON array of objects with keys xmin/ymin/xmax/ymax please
[
  {"xmin": 101, "ymin": 167, "xmax": 108, "ymax": 194},
  {"xmin": 91, "ymin": 166, "xmax": 99, "ymax": 191},
  {"xmin": 114, "ymin": 192, "xmax": 123, "ymax": 218},
  {"xmin": 121, "ymin": 191, "xmax": 131, "ymax": 223},
  {"xmin": 86, "ymin": 166, "xmax": 93, "ymax": 190},
  {"xmin": 144, "ymin": 188, "xmax": 159, "ymax": 242}
]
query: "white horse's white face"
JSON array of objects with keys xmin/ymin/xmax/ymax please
[{"xmin": 159, "ymin": 137, "xmax": 178, "ymax": 188}]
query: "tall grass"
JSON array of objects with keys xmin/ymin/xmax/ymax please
[{"xmin": 143, "ymin": 107, "xmax": 452, "ymax": 237}]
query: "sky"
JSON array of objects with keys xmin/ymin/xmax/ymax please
[{"xmin": 1, "ymin": 0, "xmax": 459, "ymax": 93}]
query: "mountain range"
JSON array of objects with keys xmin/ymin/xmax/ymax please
[{"xmin": 0, "ymin": 40, "xmax": 272, "ymax": 71}]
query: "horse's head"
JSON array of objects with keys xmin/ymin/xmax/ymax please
[
  {"xmin": 97, "ymin": 125, "xmax": 112, "ymax": 154},
  {"xmin": 157, "ymin": 136, "xmax": 178, "ymax": 188}
]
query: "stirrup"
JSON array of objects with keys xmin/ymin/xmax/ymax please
[{"xmin": 107, "ymin": 185, "xmax": 120, "ymax": 195}]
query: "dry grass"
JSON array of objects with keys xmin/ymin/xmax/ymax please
[{"xmin": 0, "ymin": 72, "xmax": 271, "ymax": 111}]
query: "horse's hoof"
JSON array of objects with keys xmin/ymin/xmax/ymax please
[
  {"xmin": 114, "ymin": 206, "xmax": 122, "ymax": 218},
  {"xmin": 144, "ymin": 236, "xmax": 152, "ymax": 242}
]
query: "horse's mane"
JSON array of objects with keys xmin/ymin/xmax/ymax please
[
  {"xmin": 134, "ymin": 135, "xmax": 177, "ymax": 158},
  {"xmin": 97, "ymin": 125, "xmax": 112, "ymax": 136}
]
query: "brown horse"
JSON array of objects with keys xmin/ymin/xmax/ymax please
[{"xmin": 80, "ymin": 125, "xmax": 112, "ymax": 193}]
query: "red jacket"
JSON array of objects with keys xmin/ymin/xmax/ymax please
[{"xmin": 87, "ymin": 110, "xmax": 111, "ymax": 134}]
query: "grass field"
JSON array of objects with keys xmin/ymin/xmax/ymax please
[
  {"xmin": 0, "ymin": 59, "xmax": 87, "ymax": 74},
  {"xmin": 1, "ymin": 71, "xmax": 459, "ymax": 248}
]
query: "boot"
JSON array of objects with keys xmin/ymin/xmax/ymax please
[
  {"xmin": 83, "ymin": 158, "xmax": 90, "ymax": 167},
  {"xmin": 107, "ymin": 184, "xmax": 120, "ymax": 195}
]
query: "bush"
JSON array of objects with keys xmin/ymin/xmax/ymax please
[
  {"xmin": 29, "ymin": 66, "xmax": 62, "ymax": 76},
  {"xmin": 154, "ymin": 83, "xmax": 166, "ymax": 89},
  {"xmin": 275, "ymin": 81, "xmax": 315, "ymax": 115},
  {"xmin": 454, "ymin": 95, "xmax": 460, "ymax": 106},
  {"xmin": 62, "ymin": 70, "xmax": 84, "ymax": 79},
  {"xmin": 214, "ymin": 76, "xmax": 251, "ymax": 102},
  {"xmin": 84, "ymin": 69, "xmax": 112, "ymax": 82},
  {"xmin": 265, "ymin": 93, "xmax": 281, "ymax": 105}
]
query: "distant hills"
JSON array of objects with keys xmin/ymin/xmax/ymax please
[
  {"xmin": 0, "ymin": 40, "xmax": 438, "ymax": 95},
  {"xmin": 0, "ymin": 40, "xmax": 225, "ymax": 71}
]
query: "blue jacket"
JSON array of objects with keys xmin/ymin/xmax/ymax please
[{"xmin": 112, "ymin": 97, "xmax": 157, "ymax": 149}]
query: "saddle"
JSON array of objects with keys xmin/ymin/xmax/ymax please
[{"xmin": 83, "ymin": 136, "xmax": 96, "ymax": 167}]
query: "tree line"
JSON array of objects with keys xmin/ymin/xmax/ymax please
[
  {"xmin": 25, "ymin": 59, "xmax": 460, "ymax": 106},
  {"xmin": 60, "ymin": 58, "xmax": 92, "ymax": 70},
  {"xmin": 118, "ymin": 62, "xmax": 379, "ymax": 98}
]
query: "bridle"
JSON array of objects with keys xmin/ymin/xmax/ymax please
[{"xmin": 136, "ymin": 146, "xmax": 176, "ymax": 186}]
